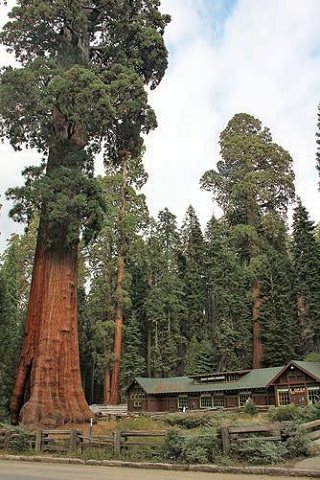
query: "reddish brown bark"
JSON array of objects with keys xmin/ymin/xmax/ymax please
[
  {"xmin": 105, "ymin": 156, "xmax": 128, "ymax": 405},
  {"xmin": 252, "ymin": 280, "xmax": 264, "ymax": 369},
  {"xmin": 11, "ymin": 134, "xmax": 92, "ymax": 427},
  {"xmin": 10, "ymin": 240, "xmax": 92, "ymax": 427},
  {"xmin": 103, "ymin": 362, "xmax": 111, "ymax": 405}
]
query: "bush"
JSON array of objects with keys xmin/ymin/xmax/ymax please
[
  {"xmin": 0, "ymin": 424, "xmax": 30, "ymax": 453},
  {"xmin": 283, "ymin": 422, "xmax": 310, "ymax": 458},
  {"xmin": 269, "ymin": 404, "xmax": 301, "ymax": 422},
  {"xmin": 243, "ymin": 398, "xmax": 257, "ymax": 415},
  {"xmin": 233, "ymin": 438, "xmax": 287, "ymax": 465},
  {"xmin": 161, "ymin": 430, "xmax": 221, "ymax": 464},
  {"xmin": 161, "ymin": 430, "xmax": 185, "ymax": 460},
  {"xmin": 163, "ymin": 413, "xmax": 211, "ymax": 429},
  {"xmin": 181, "ymin": 433, "xmax": 220, "ymax": 464},
  {"xmin": 10, "ymin": 429, "xmax": 30, "ymax": 453}
]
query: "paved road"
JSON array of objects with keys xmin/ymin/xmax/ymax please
[{"xmin": 0, "ymin": 461, "xmax": 313, "ymax": 480}]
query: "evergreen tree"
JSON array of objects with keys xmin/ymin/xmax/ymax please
[
  {"xmin": 178, "ymin": 206, "xmax": 206, "ymax": 342},
  {"xmin": 259, "ymin": 251, "xmax": 298, "ymax": 366},
  {"xmin": 144, "ymin": 209, "xmax": 186, "ymax": 376},
  {"xmin": 204, "ymin": 216, "xmax": 252, "ymax": 370},
  {"xmin": 201, "ymin": 113, "xmax": 295, "ymax": 368},
  {"xmin": 292, "ymin": 199, "xmax": 320, "ymax": 352},
  {"xmin": 0, "ymin": 0, "xmax": 169, "ymax": 426}
]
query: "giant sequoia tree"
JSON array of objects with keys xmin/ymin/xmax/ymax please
[
  {"xmin": 201, "ymin": 113, "xmax": 295, "ymax": 368},
  {"xmin": 0, "ymin": 0, "xmax": 169, "ymax": 426}
]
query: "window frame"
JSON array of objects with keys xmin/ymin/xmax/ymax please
[
  {"xmin": 200, "ymin": 394, "xmax": 213, "ymax": 409},
  {"xmin": 177, "ymin": 395, "xmax": 189, "ymax": 409}
]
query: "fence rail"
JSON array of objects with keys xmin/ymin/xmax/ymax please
[{"xmin": 0, "ymin": 428, "xmax": 166, "ymax": 455}]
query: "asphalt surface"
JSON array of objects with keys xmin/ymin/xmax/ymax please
[{"xmin": 0, "ymin": 461, "xmax": 314, "ymax": 480}]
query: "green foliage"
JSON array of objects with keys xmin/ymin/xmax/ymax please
[
  {"xmin": 163, "ymin": 413, "xmax": 212, "ymax": 429},
  {"xmin": 283, "ymin": 422, "xmax": 310, "ymax": 458},
  {"xmin": 304, "ymin": 352, "xmax": 320, "ymax": 362},
  {"xmin": 292, "ymin": 199, "xmax": 320, "ymax": 353},
  {"xmin": 233, "ymin": 438, "xmax": 287, "ymax": 465},
  {"xmin": 269, "ymin": 404, "xmax": 301, "ymax": 422},
  {"xmin": 1, "ymin": 0, "xmax": 170, "ymax": 249},
  {"xmin": 259, "ymin": 250, "xmax": 299, "ymax": 365},
  {"xmin": 243, "ymin": 398, "xmax": 257, "ymax": 415},
  {"xmin": 161, "ymin": 429, "xmax": 220, "ymax": 464},
  {"xmin": 161, "ymin": 430, "xmax": 185, "ymax": 460},
  {"xmin": 0, "ymin": 424, "xmax": 30, "ymax": 453},
  {"xmin": 204, "ymin": 217, "xmax": 252, "ymax": 371}
]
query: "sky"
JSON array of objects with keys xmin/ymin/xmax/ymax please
[{"xmin": 1, "ymin": 0, "xmax": 320, "ymax": 252}]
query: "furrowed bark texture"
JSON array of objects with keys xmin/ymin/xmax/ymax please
[
  {"xmin": 11, "ymin": 139, "xmax": 92, "ymax": 427},
  {"xmin": 11, "ymin": 244, "xmax": 92, "ymax": 426},
  {"xmin": 252, "ymin": 280, "xmax": 263, "ymax": 369}
]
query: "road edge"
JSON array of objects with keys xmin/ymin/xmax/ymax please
[{"xmin": 0, "ymin": 455, "xmax": 320, "ymax": 477}]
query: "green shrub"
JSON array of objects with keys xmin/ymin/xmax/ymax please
[
  {"xmin": 282, "ymin": 422, "xmax": 310, "ymax": 458},
  {"xmin": 163, "ymin": 413, "xmax": 211, "ymax": 429},
  {"xmin": 161, "ymin": 430, "xmax": 185, "ymax": 460},
  {"xmin": 11, "ymin": 428, "xmax": 30, "ymax": 453},
  {"xmin": 181, "ymin": 433, "xmax": 219, "ymax": 464},
  {"xmin": 161, "ymin": 430, "xmax": 221, "ymax": 463},
  {"xmin": 233, "ymin": 438, "xmax": 287, "ymax": 465},
  {"xmin": 243, "ymin": 398, "xmax": 257, "ymax": 415},
  {"xmin": 269, "ymin": 404, "xmax": 301, "ymax": 422},
  {"xmin": 5, "ymin": 426, "xmax": 30, "ymax": 453}
]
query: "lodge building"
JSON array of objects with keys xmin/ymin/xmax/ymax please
[{"xmin": 126, "ymin": 361, "xmax": 320, "ymax": 413}]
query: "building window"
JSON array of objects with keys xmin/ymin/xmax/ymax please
[
  {"xmin": 178, "ymin": 395, "xmax": 188, "ymax": 409},
  {"xmin": 239, "ymin": 392, "xmax": 252, "ymax": 407},
  {"xmin": 278, "ymin": 389, "xmax": 290, "ymax": 405},
  {"xmin": 200, "ymin": 394, "xmax": 212, "ymax": 409},
  {"xmin": 213, "ymin": 394, "xmax": 224, "ymax": 408},
  {"xmin": 308, "ymin": 387, "xmax": 320, "ymax": 404}
]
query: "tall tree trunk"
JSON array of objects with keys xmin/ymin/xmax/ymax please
[
  {"xmin": 252, "ymin": 280, "xmax": 263, "ymax": 369},
  {"xmin": 103, "ymin": 362, "xmax": 111, "ymax": 404},
  {"xmin": 108, "ymin": 156, "xmax": 128, "ymax": 405},
  {"xmin": 10, "ymin": 240, "xmax": 92, "ymax": 426},
  {"xmin": 10, "ymin": 141, "xmax": 92, "ymax": 427}
]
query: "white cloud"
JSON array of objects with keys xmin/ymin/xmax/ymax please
[
  {"xmin": 144, "ymin": 0, "xmax": 320, "ymax": 228},
  {"xmin": 1, "ymin": 0, "xmax": 320, "ymax": 251}
]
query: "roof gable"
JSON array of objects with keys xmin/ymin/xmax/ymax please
[{"xmin": 266, "ymin": 360, "xmax": 320, "ymax": 387}]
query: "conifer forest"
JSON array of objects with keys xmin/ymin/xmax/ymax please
[{"xmin": 0, "ymin": 1, "xmax": 320, "ymax": 428}]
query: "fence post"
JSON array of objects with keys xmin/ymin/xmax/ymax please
[
  {"xmin": 35, "ymin": 430, "xmax": 43, "ymax": 452},
  {"xmin": 69, "ymin": 430, "xmax": 78, "ymax": 451},
  {"xmin": 221, "ymin": 427, "xmax": 231, "ymax": 454},
  {"xmin": 4, "ymin": 430, "xmax": 12, "ymax": 451},
  {"xmin": 113, "ymin": 430, "xmax": 121, "ymax": 456}
]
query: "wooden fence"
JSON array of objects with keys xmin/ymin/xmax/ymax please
[
  {"xmin": 220, "ymin": 419, "xmax": 320, "ymax": 453},
  {"xmin": 0, "ymin": 428, "xmax": 166, "ymax": 455}
]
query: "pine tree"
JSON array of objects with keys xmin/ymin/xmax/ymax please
[
  {"xmin": 259, "ymin": 251, "xmax": 299, "ymax": 366},
  {"xmin": 204, "ymin": 216, "xmax": 252, "ymax": 370},
  {"xmin": 144, "ymin": 209, "xmax": 186, "ymax": 376},
  {"xmin": 0, "ymin": 1, "xmax": 169, "ymax": 426},
  {"xmin": 179, "ymin": 206, "xmax": 206, "ymax": 342},
  {"xmin": 292, "ymin": 199, "xmax": 320, "ymax": 352}
]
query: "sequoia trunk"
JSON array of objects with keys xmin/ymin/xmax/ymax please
[
  {"xmin": 10, "ymin": 140, "xmax": 92, "ymax": 427},
  {"xmin": 11, "ymin": 241, "xmax": 92, "ymax": 426},
  {"xmin": 252, "ymin": 280, "xmax": 263, "ymax": 369}
]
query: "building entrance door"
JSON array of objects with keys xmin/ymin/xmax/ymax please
[{"xmin": 290, "ymin": 386, "xmax": 307, "ymax": 405}]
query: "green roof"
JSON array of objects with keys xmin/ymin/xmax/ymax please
[
  {"xmin": 134, "ymin": 366, "xmax": 283, "ymax": 395},
  {"xmin": 293, "ymin": 361, "xmax": 320, "ymax": 381},
  {"xmin": 133, "ymin": 361, "xmax": 320, "ymax": 395}
]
